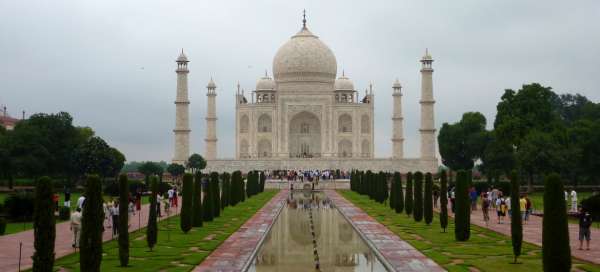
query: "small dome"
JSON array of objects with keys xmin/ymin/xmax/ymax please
[
  {"xmin": 272, "ymin": 26, "xmax": 337, "ymax": 84},
  {"xmin": 393, "ymin": 79, "xmax": 402, "ymax": 88},
  {"xmin": 334, "ymin": 73, "xmax": 354, "ymax": 91},
  {"xmin": 256, "ymin": 73, "xmax": 276, "ymax": 91},
  {"xmin": 207, "ymin": 78, "xmax": 216, "ymax": 89},
  {"xmin": 176, "ymin": 50, "xmax": 188, "ymax": 62}
]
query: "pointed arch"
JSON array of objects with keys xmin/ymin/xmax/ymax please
[
  {"xmin": 361, "ymin": 114, "xmax": 370, "ymax": 134},
  {"xmin": 240, "ymin": 114, "xmax": 249, "ymax": 133},
  {"xmin": 257, "ymin": 139, "xmax": 272, "ymax": 158},
  {"xmin": 338, "ymin": 114, "xmax": 352, "ymax": 133},
  {"xmin": 258, "ymin": 114, "xmax": 272, "ymax": 133},
  {"xmin": 361, "ymin": 140, "xmax": 370, "ymax": 157},
  {"xmin": 338, "ymin": 139, "xmax": 352, "ymax": 158}
]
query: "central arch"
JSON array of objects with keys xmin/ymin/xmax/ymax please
[{"xmin": 288, "ymin": 111, "xmax": 321, "ymax": 158}]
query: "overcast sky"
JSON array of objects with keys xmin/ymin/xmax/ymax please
[{"xmin": 1, "ymin": 1, "xmax": 599, "ymax": 162}]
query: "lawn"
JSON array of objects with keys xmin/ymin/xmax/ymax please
[
  {"xmin": 48, "ymin": 190, "xmax": 278, "ymax": 272},
  {"xmin": 338, "ymin": 190, "xmax": 600, "ymax": 272},
  {"xmin": 528, "ymin": 191, "xmax": 593, "ymax": 212},
  {"xmin": 1, "ymin": 192, "xmax": 150, "ymax": 235}
]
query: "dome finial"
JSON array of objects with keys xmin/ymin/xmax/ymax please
[
  {"xmin": 265, "ymin": 69, "xmax": 268, "ymax": 77},
  {"xmin": 302, "ymin": 9, "xmax": 307, "ymax": 29},
  {"xmin": 342, "ymin": 69, "xmax": 345, "ymax": 77}
]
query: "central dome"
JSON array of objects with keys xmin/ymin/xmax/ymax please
[{"xmin": 272, "ymin": 26, "xmax": 337, "ymax": 84}]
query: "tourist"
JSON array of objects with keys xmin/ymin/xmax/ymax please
[
  {"xmin": 433, "ymin": 188, "xmax": 439, "ymax": 208},
  {"xmin": 70, "ymin": 208, "xmax": 82, "ymax": 248},
  {"xmin": 449, "ymin": 187, "xmax": 456, "ymax": 214},
  {"xmin": 519, "ymin": 194, "xmax": 527, "ymax": 224},
  {"xmin": 578, "ymin": 206, "xmax": 592, "ymax": 250},
  {"xmin": 469, "ymin": 187, "xmax": 478, "ymax": 211},
  {"xmin": 482, "ymin": 193, "xmax": 490, "ymax": 226},
  {"xmin": 571, "ymin": 189, "xmax": 578, "ymax": 213},
  {"xmin": 496, "ymin": 196, "xmax": 506, "ymax": 224},
  {"xmin": 104, "ymin": 200, "xmax": 112, "ymax": 228},
  {"xmin": 136, "ymin": 188, "xmax": 142, "ymax": 211},
  {"xmin": 77, "ymin": 194, "xmax": 86, "ymax": 210},
  {"xmin": 168, "ymin": 187, "xmax": 174, "ymax": 207},
  {"xmin": 64, "ymin": 187, "xmax": 71, "ymax": 208},
  {"xmin": 110, "ymin": 201, "xmax": 119, "ymax": 236},
  {"xmin": 157, "ymin": 193, "xmax": 163, "ymax": 217},
  {"xmin": 524, "ymin": 194, "xmax": 532, "ymax": 222},
  {"xmin": 128, "ymin": 198, "xmax": 135, "ymax": 216},
  {"xmin": 173, "ymin": 187, "xmax": 178, "ymax": 207},
  {"xmin": 52, "ymin": 193, "xmax": 60, "ymax": 212}
]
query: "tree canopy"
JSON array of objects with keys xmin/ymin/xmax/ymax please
[{"xmin": 438, "ymin": 112, "xmax": 488, "ymax": 171}]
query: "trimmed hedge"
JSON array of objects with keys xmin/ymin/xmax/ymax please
[
  {"xmin": 454, "ymin": 170, "xmax": 471, "ymax": 241},
  {"xmin": 542, "ymin": 173, "xmax": 571, "ymax": 272},
  {"xmin": 424, "ymin": 173, "xmax": 433, "ymax": 225},
  {"xmin": 80, "ymin": 175, "xmax": 104, "ymax": 272},
  {"xmin": 413, "ymin": 172, "xmax": 423, "ymax": 222},
  {"xmin": 440, "ymin": 170, "xmax": 449, "ymax": 232},
  {"xmin": 405, "ymin": 172, "xmax": 413, "ymax": 216},
  {"xmin": 32, "ymin": 176, "xmax": 56, "ymax": 272},
  {"xmin": 180, "ymin": 173, "xmax": 193, "ymax": 233}
]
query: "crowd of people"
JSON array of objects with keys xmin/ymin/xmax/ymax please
[
  {"xmin": 67, "ymin": 186, "xmax": 180, "ymax": 249},
  {"xmin": 266, "ymin": 169, "xmax": 351, "ymax": 182}
]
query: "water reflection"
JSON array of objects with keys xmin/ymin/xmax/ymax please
[{"xmin": 249, "ymin": 191, "xmax": 388, "ymax": 272}]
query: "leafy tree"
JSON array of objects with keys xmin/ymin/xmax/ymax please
[
  {"xmin": 192, "ymin": 173, "xmax": 203, "ymax": 227},
  {"xmin": 137, "ymin": 162, "xmax": 162, "ymax": 186},
  {"xmin": 80, "ymin": 175, "xmax": 104, "ymax": 272},
  {"xmin": 440, "ymin": 170, "xmax": 449, "ymax": 232},
  {"xmin": 509, "ymin": 171, "xmax": 522, "ymax": 264},
  {"xmin": 167, "ymin": 163, "xmax": 185, "ymax": 183},
  {"xmin": 180, "ymin": 173, "xmax": 193, "ymax": 233},
  {"xmin": 118, "ymin": 174, "xmax": 129, "ymax": 267},
  {"xmin": 516, "ymin": 130, "xmax": 563, "ymax": 192},
  {"xmin": 187, "ymin": 154, "xmax": 206, "ymax": 174},
  {"xmin": 146, "ymin": 177, "xmax": 158, "ymax": 251},
  {"xmin": 413, "ymin": 172, "xmax": 423, "ymax": 222},
  {"xmin": 424, "ymin": 173, "xmax": 433, "ymax": 225},
  {"xmin": 480, "ymin": 131, "xmax": 515, "ymax": 181},
  {"xmin": 221, "ymin": 172, "xmax": 230, "ymax": 208},
  {"xmin": 394, "ymin": 172, "xmax": 404, "ymax": 213},
  {"xmin": 405, "ymin": 172, "xmax": 413, "ymax": 216},
  {"xmin": 32, "ymin": 176, "xmax": 55, "ymax": 272},
  {"xmin": 389, "ymin": 172, "xmax": 396, "ymax": 210},
  {"xmin": 74, "ymin": 136, "xmax": 125, "ymax": 178},
  {"xmin": 210, "ymin": 172, "xmax": 220, "ymax": 218},
  {"xmin": 454, "ymin": 170, "xmax": 471, "ymax": 241},
  {"xmin": 542, "ymin": 173, "xmax": 571, "ymax": 271},
  {"xmin": 438, "ymin": 112, "xmax": 488, "ymax": 171},
  {"xmin": 230, "ymin": 171, "xmax": 242, "ymax": 206}
]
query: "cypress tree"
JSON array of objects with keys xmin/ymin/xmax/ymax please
[
  {"xmin": 118, "ymin": 174, "xmax": 129, "ymax": 267},
  {"xmin": 32, "ymin": 176, "xmax": 55, "ymax": 272},
  {"xmin": 180, "ymin": 173, "xmax": 193, "ymax": 232},
  {"xmin": 424, "ymin": 172, "xmax": 433, "ymax": 225},
  {"xmin": 230, "ymin": 171, "xmax": 241, "ymax": 206},
  {"xmin": 389, "ymin": 173, "xmax": 396, "ymax": 210},
  {"xmin": 260, "ymin": 171, "xmax": 266, "ymax": 193},
  {"xmin": 211, "ymin": 172, "xmax": 220, "ymax": 218},
  {"xmin": 203, "ymin": 173, "xmax": 214, "ymax": 222},
  {"xmin": 240, "ymin": 174, "xmax": 246, "ymax": 203},
  {"xmin": 192, "ymin": 173, "xmax": 203, "ymax": 227},
  {"xmin": 146, "ymin": 176, "xmax": 158, "ymax": 251},
  {"xmin": 383, "ymin": 173, "xmax": 389, "ymax": 204},
  {"xmin": 454, "ymin": 170, "xmax": 471, "ymax": 241},
  {"xmin": 394, "ymin": 172, "xmax": 404, "ymax": 213},
  {"xmin": 542, "ymin": 173, "xmax": 571, "ymax": 271},
  {"xmin": 221, "ymin": 172, "xmax": 230, "ymax": 208},
  {"xmin": 440, "ymin": 170, "xmax": 449, "ymax": 232},
  {"xmin": 405, "ymin": 172, "xmax": 413, "ymax": 216},
  {"xmin": 413, "ymin": 172, "xmax": 423, "ymax": 222},
  {"xmin": 510, "ymin": 170, "xmax": 522, "ymax": 264},
  {"xmin": 80, "ymin": 175, "xmax": 104, "ymax": 272}
]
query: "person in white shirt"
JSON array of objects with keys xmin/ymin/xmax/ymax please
[
  {"xmin": 167, "ymin": 188, "xmax": 174, "ymax": 207},
  {"xmin": 110, "ymin": 202, "xmax": 119, "ymax": 236},
  {"xmin": 77, "ymin": 195, "xmax": 86, "ymax": 210},
  {"xmin": 70, "ymin": 208, "xmax": 82, "ymax": 248},
  {"xmin": 571, "ymin": 190, "xmax": 578, "ymax": 212}
]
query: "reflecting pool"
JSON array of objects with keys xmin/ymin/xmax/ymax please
[{"xmin": 248, "ymin": 191, "xmax": 388, "ymax": 272}]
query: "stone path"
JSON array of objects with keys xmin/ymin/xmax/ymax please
[
  {"xmin": 0, "ymin": 201, "xmax": 181, "ymax": 272},
  {"xmin": 193, "ymin": 190, "xmax": 287, "ymax": 272},
  {"xmin": 441, "ymin": 204, "xmax": 600, "ymax": 265},
  {"xmin": 325, "ymin": 190, "xmax": 444, "ymax": 272}
]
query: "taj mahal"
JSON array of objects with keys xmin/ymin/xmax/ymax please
[{"xmin": 171, "ymin": 14, "xmax": 438, "ymax": 173}]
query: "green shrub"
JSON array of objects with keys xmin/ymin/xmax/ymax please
[
  {"xmin": 440, "ymin": 170, "xmax": 449, "ymax": 232},
  {"xmin": 146, "ymin": 177, "xmax": 158, "ymax": 251},
  {"xmin": 203, "ymin": 173, "xmax": 214, "ymax": 222},
  {"xmin": 542, "ymin": 173, "xmax": 571, "ymax": 271},
  {"xmin": 118, "ymin": 174, "xmax": 129, "ymax": 267},
  {"xmin": 413, "ymin": 172, "xmax": 423, "ymax": 222},
  {"xmin": 210, "ymin": 172, "xmax": 220, "ymax": 218},
  {"xmin": 221, "ymin": 172, "xmax": 230, "ymax": 208},
  {"xmin": 394, "ymin": 172, "xmax": 404, "ymax": 213},
  {"xmin": 4, "ymin": 191, "xmax": 34, "ymax": 220},
  {"xmin": 230, "ymin": 171, "xmax": 241, "ymax": 206},
  {"xmin": 80, "ymin": 175, "xmax": 104, "ymax": 272},
  {"xmin": 424, "ymin": 173, "xmax": 433, "ymax": 225},
  {"xmin": 59, "ymin": 206, "xmax": 71, "ymax": 221},
  {"xmin": 510, "ymin": 171, "xmax": 522, "ymax": 263},
  {"xmin": 454, "ymin": 170, "xmax": 471, "ymax": 241},
  {"xmin": 180, "ymin": 173, "xmax": 193, "ymax": 233},
  {"xmin": 405, "ymin": 172, "xmax": 413, "ymax": 216},
  {"xmin": 581, "ymin": 194, "xmax": 600, "ymax": 222},
  {"xmin": 192, "ymin": 173, "xmax": 203, "ymax": 227}
]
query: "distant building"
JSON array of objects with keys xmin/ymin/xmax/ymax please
[{"xmin": 0, "ymin": 106, "xmax": 20, "ymax": 130}]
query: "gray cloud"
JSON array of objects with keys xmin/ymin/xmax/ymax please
[{"xmin": 1, "ymin": 0, "xmax": 598, "ymax": 162}]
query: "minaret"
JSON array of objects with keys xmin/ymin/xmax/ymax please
[
  {"xmin": 205, "ymin": 78, "xmax": 218, "ymax": 160},
  {"xmin": 391, "ymin": 79, "xmax": 404, "ymax": 159},
  {"xmin": 419, "ymin": 49, "xmax": 436, "ymax": 160},
  {"xmin": 173, "ymin": 50, "xmax": 191, "ymax": 165}
]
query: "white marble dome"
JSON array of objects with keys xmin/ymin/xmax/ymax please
[
  {"xmin": 256, "ymin": 74, "xmax": 276, "ymax": 91},
  {"xmin": 334, "ymin": 74, "xmax": 354, "ymax": 91},
  {"xmin": 272, "ymin": 27, "xmax": 337, "ymax": 83}
]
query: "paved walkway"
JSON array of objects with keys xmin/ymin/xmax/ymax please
[
  {"xmin": 0, "ymin": 201, "xmax": 181, "ymax": 272},
  {"xmin": 193, "ymin": 190, "xmax": 288, "ymax": 272},
  {"xmin": 441, "ymin": 204, "xmax": 599, "ymax": 265},
  {"xmin": 326, "ymin": 190, "xmax": 444, "ymax": 272}
]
